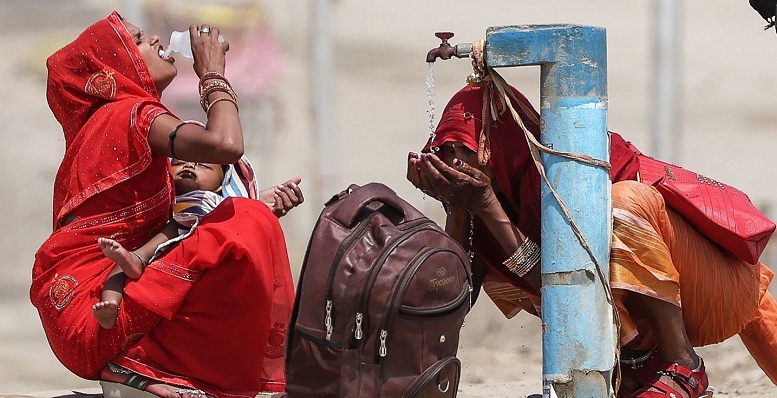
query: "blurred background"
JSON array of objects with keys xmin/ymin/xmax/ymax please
[{"xmin": 2, "ymin": 0, "xmax": 777, "ymax": 395}]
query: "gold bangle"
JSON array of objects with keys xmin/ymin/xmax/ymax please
[
  {"xmin": 199, "ymin": 71, "xmax": 230, "ymax": 87},
  {"xmin": 199, "ymin": 79, "xmax": 229, "ymax": 95},
  {"xmin": 200, "ymin": 80, "xmax": 237, "ymax": 112},
  {"xmin": 206, "ymin": 97, "xmax": 239, "ymax": 114},
  {"xmin": 200, "ymin": 81, "xmax": 228, "ymax": 109}
]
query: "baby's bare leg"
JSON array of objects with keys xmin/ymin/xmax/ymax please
[
  {"xmin": 93, "ymin": 268, "xmax": 126, "ymax": 329},
  {"xmin": 98, "ymin": 237, "xmax": 144, "ymax": 279}
]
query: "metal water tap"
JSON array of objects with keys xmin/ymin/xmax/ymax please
[{"xmin": 425, "ymin": 32, "xmax": 473, "ymax": 62}]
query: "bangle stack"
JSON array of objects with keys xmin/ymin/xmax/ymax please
[
  {"xmin": 198, "ymin": 72, "xmax": 238, "ymax": 114},
  {"xmin": 502, "ymin": 238, "xmax": 539, "ymax": 277}
]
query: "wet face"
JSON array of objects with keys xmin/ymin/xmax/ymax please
[
  {"xmin": 171, "ymin": 160, "xmax": 225, "ymax": 194},
  {"xmin": 123, "ymin": 21, "xmax": 177, "ymax": 93},
  {"xmin": 437, "ymin": 142, "xmax": 497, "ymax": 189},
  {"xmin": 438, "ymin": 143, "xmax": 493, "ymax": 174}
]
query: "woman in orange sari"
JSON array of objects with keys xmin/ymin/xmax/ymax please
[
  {"xmin": 407, "ymin": 82, "xmax": 777, "ymax": 398},
  {"xmin": 32, "ymin": 11, "xmax": 295, "ymax": 398}
]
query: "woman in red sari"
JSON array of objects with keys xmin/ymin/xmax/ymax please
[
  {"xmin": 407, "ymin": 81, "xmax": 777, "ymax": 397},
  {"xmin": 32, "ymin": 11, "xmax": 295, "ymax": 398}
]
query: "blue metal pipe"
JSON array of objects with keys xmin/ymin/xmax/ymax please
[{"xmin": 486, "ymin": 25, "xmax": 615, "ymax": 397}]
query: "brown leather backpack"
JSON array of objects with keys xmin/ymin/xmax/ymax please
[{"xmin": 285, "ymin": 183, "xmax": 472, "ymax": 398}]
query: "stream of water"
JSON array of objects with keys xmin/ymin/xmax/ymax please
[{"xmin": 425, "ymin": 62, "xmax": 437, "ymax": 152}]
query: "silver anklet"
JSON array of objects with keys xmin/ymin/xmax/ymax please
[
  {"xmin": 132, "ymin": 251, "xmax": 147, "ymax": 266},
  {"xmin": 175, "ymin": 388, "xmax": 208, "ymax": 398},
  {"xmin": 692, "ymin": 356, "xmax": 704, "ymax": 372},
  {"xmin": 619, "ymin": 349, "xmax": 656, "ymax": 369},
  {"xmin": 107, "ymin": 362, "xmax": 132, "ymax": 374}
]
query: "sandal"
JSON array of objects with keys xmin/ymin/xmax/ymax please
[
  {"xmin": 101, "ymin": 380, "xmax": 157, "ymax": 398},
  {"xmin": 101, "ymin": 362, "xmax": 213, "ymax": 398},
  {"xmin": 101, "ymin": 362, "xmax": 156, "ymax": 398},
  {"xmin": 631, "ymin": 357, "xmax": 711, "ymax": 398}
]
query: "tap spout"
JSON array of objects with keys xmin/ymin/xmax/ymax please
[{"xmin": 426, "ymin": 32, "xmax": 473, "ymax": 63}]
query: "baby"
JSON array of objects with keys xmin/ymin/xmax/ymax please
[{"xmin": 93, "ymin": 159, "xmax": 302, "ymax": 328}]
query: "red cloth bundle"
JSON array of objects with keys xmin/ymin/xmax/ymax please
[{"xmin": 638, "ymin": 155, "xmax": 775, "ymax": 264}]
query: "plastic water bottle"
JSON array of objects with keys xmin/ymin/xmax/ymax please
[{"xmin": 164, "ymin": 30, "xmax": 224, "ymax": 59}]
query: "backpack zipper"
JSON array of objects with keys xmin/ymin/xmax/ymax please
[
  {"xmin": 378, "ymin": 329, "xmax": 388, "ymax": 357},
  {"xmin": 325, "ymin": 300, "xmax": 333, "ymax": 340}
]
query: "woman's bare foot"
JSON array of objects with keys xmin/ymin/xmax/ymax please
[
  {"xmin": 92, "ymin": 300, "xmax": 120, "ymax": 329},
  {"xmin": 100, "ymin": 363, "xmax": 214, "ymax": 398},
  {"xmin": 98, "ymin": 237, "xmax": 144, "ymax": 279}
]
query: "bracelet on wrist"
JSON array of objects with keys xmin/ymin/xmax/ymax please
[
  {"xmin": 199, "ymin": 80, "xmax": 238, "ymax": 113},
  {"xmin": 502, "ymin": 238, "xmax": 539, "ymax": 277},
  {"xmin": 199, "ymin": 71, "xmax": 230, "ymax": 87},
  {"xmin": 206, "ymin": 97, "xmax": 239, "ymax": 114}
]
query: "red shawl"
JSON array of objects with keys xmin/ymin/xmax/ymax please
[
  {"xmin": 423, "ymin": 84, "xmax": 640, "ymax": 295},
  {"xmin": 33, "ymin": 12, "xmax": 293, "ymax": 396},
  {"xmin": 45, "ymin": 12, "xmax": 171, "ymax": 230}
]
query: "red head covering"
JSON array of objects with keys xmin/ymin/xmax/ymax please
[
  {"xmin": 423, "ymin": 84, "xmax": 544, "ymax": 243},
  {"xmin": 47, "ymin": 11, "xmax": 172, "ymax": 228},
  {"xmin": 423, "ymin": 83, "xmax": 640, "ymax": 293}
]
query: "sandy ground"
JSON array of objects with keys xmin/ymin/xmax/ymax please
[{"xmin": 2, "ymin": 0, "xmax": 777, "ymax": 396}]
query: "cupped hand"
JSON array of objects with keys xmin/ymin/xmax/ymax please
[
  {"xmin": 408, "ymin": 152, "xmax": 498, "ymax": 213},
  {"xmin": 407, "ymin": 152, "xmax": 443, "ymax": 202},
  {"xmin": 190, "ymin": 24, "xmax": 229, "ymax": 79},
  {"xmin": 259, "ymin": 177, "xmax": 304, "ymax": 218}
]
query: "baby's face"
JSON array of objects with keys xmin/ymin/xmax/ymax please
[{"xmin": 171, "ymin": 160, "xmax": 224, "ymax": 194}]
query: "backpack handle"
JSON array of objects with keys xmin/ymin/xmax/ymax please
[{"xmin": 330, "ymin": 182, "xmax": 425, "ymax": 227}]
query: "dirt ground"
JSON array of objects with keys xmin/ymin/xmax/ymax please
[{"xmin": 2, "ymin": 0, "xmax": 777, "ymax": 396}]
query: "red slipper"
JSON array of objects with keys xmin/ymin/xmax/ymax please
[{"xmin": 631, "ymin": 357, "xmax": 710, "ymax": 398}]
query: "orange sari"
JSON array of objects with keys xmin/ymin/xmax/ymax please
[{"xmin": 610, "ymin": 180, "xmax": 776, "ymax": 382}]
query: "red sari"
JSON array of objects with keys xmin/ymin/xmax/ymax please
[{"xmin": 31, "ymin": 12, "xmax": 294, "ymax": 396}]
